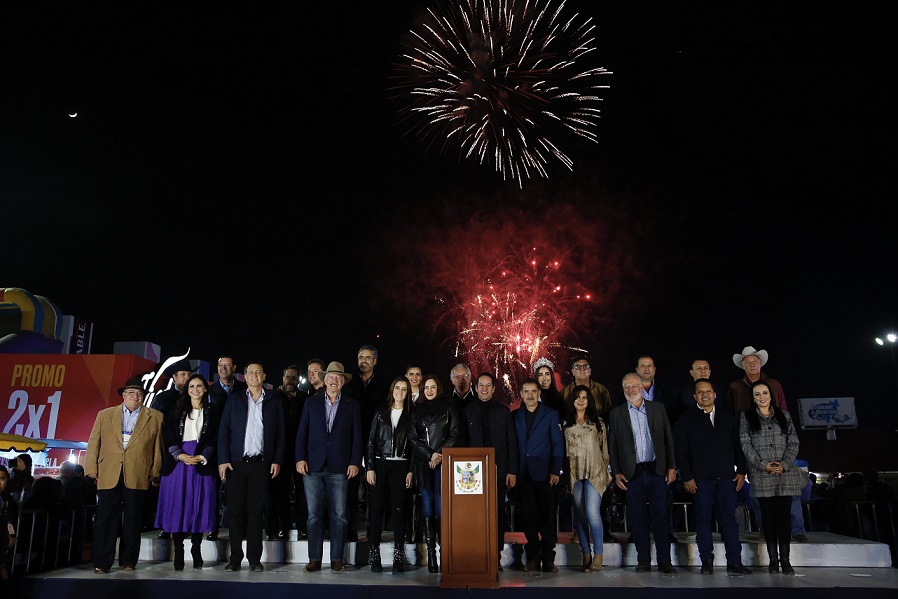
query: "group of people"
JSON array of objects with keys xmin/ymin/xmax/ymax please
[{"xmin": 75, "ymin": 342, "xmax": 804, "ymax": 578}]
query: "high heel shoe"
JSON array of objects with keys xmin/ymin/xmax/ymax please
[{"xmin": 580, "ymin": 552, "xmax": 592, "ymax": 572}]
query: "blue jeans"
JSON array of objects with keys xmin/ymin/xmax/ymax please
[
  {"xmin": 790, "ymin": 495, "xmax": 806, "ymax": 535},
  {"xmin": 572, "ymin": 480, "xmax": 604, "ymax": 556},
  {"xmin": 420, "ymin": 467, "xmax": 443, "ymax": 518},
  {"xmin": 304, "ymin": 471, "xmax": 348, "ymax": 561}
]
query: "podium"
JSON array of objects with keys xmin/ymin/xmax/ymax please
[{"xmin": 439, "ymin": 447, "xmax": 499, "ymax": 588}]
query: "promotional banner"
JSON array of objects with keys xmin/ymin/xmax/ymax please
[{"xmin": 0, "ymin": 354, "xmax": 156, "ymax": 444}]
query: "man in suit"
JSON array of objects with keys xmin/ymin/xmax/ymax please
[
  {"xmin": 676, "ymin": 358, "xmax": 727, "ymax": 419},
  {"xmin": 209, "ymin": 354, "xmax": 247, "ymax": 413},
  {"xmin": 218, "ymin": 361, "xmax": 285, "ymax": 572},
  {"xmin": 206, "ymin": 354, "xmax": 246, "ymax": 540},
  {"xmin": 675, "ymin": 378, "xmax": 753, "ymax": 576},
  {"xmin": 514, "ymin": 378, "xmax": 564, "ymax": 573},
  {"xmin": 462, "ymin": 372, "xmax": 518, "ymax": 570},
  {"xmin": 84, "ymin": 375, "xmax": 163, "ymax": 574},
  {"xmin": 608, "ymin": 372, "xmax": 678, "ymax": 575},
  {"xmin": 295, "ymin": 361, "xmax": 363, "ymax": 573},
  {"xmin": 636, "ymin": 354, "xmax": 680, "ymax": 426}
]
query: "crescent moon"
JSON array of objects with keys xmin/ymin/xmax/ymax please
[{"xmin": 68, "ymin": 113, "xmax": 78, "ymax": 118}]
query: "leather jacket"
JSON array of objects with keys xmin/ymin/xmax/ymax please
[
  {"xmin": 408, "ymin": 397, "xmax": 460, "ymax": 461},
  {"xmin": 366, "ymin": 405, "xmax": 413, "ymax": 464}
]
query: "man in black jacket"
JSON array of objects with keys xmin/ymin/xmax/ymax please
[
  {"xmin": 674, "ymin": 379, "xmax": 752, "ymax": 576},
  {"xmin": 462, "ymin": 372, "xmax": 518, "ymax": 570}
]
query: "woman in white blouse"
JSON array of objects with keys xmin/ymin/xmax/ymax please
[{"xmin": 154, "ymin": 373, "xmax": 219, "ymax": 570}]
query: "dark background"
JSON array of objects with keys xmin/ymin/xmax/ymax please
[{"xmin": 2, "ymin": 2, "xmax": 896, "ymax": 461}]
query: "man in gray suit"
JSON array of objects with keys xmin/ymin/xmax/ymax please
[{"xmin": 608, "ymin": 372, "xmax": 678, "ymax": 576}]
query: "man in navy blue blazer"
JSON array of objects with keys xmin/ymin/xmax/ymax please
[
  {"xmin": 218, "ymin": 361, "xmax": 286, "ymax": 572},
  {"xmin": 674, "ymin": 378, "xmax": 752, "ymax": 576},
  {"xmin": 514, "ymin": 378, "xmax": 564, "ymax": 573},
  {"xmin": 295, "ymin": 361, "xmax": 362, "ymax": 573}
]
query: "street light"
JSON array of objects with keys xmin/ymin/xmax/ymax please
[{"xmin": 874, "ymin": 332, "xmax": 898, "ymax": 400}]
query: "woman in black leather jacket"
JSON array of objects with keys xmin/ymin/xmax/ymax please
[
  {"xmin": 366, "ymin": 376, "xmax": 414, "ymax": 573},
  {"xmin": 407, "ymin": 375, "xmax": 460, "ymax": 573}
]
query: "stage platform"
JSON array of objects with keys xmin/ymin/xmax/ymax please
[{"xmin": 8, "ymin": 529, "xmax": 896, "ymax": 599}]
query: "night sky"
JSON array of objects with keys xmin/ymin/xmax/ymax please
[{"xmin": 2, "ymin": 2, "xmax": 896, "ymax": 444}]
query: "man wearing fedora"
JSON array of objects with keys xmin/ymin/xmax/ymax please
[
  {"xmin": 295, "ymin": 361, "xmax": 363, "ymax": 572},
  {"xmin": 85, "ymin": 376, "xmax": 163, "ymax": 574},
  {"xmin": 218, "ymin": 361, "xmax": 286, "ymax": 572}
]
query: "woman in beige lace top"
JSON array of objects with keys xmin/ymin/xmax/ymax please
[{"xmin": 563, "ymin": 385, "xmax": 611, "ymax": 572}]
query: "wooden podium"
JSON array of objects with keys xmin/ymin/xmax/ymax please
[{"xmin": 439, "ymin": 447, "xmax": 499, "ymax": 588}]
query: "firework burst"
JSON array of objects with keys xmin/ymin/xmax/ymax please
[
  {"xmin": 375, "ymin": 199, "xmax": 635, "ymax": 407},
  {"xmin": 392, "ymin": 0, "xmax": 611, "ymax": 186}
]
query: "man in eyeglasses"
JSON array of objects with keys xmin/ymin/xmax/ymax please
[
  {"xmin": 562, "ymin": 357, "xmax": 612, "ymax": 420},
  {"xmin": 85, "ymin": 376, "xmax": 163, "ymax": 574}
]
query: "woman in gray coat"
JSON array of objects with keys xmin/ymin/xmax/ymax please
[{"xmin": 739, "ymin": 380, "xmax": 802, "ymax": 575}]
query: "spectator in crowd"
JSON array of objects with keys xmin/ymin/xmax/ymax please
[
  {"xmin": 7, "ymin": 453, "xmax": 34, "ymax": 503},
  {"xmin": 0, "ymin": 464, "xmax": 19, "ymax": 583},
  {"xmin": 739, "ymin": 380, "xmax": 802, "ymax": 575}
]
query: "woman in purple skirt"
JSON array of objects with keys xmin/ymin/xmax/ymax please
[{"xmin": 155, "ymin": 373, "xmax": 218, "ymax": 569}]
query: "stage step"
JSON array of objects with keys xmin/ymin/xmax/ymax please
[{"xmin": 137, "ymin": 530, "xmax": 892, "ymax": 568}]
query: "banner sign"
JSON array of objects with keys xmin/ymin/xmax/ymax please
[
  {"xmin": 0, "ymin": 354, "xmax": 156, "ymax": 444},
  {"xmin": 796, "ymin": 397, "xmax": 858, "ymax": 429}
]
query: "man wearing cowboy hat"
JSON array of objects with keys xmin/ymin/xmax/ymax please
[
  {"xmin": 727, "ymin": 346, "xmax": 787, "ymax": 416},
  {"xmin": 295, "ymin": 361, "xmax": 363, "ymax": 572},
  {"xmin": 85, "ymin": 375, "xmax": 163, "ymax": 574}
]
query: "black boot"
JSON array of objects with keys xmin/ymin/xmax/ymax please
[
  {"xmin": 370, "ymin": 544, "xmax": 383, "ymax": 572},
  {"xmin": 173, "ymin": 533, "xmax": 186, "ymax": 571},
  {"xmin": 766, "ymin": 540, "xmax": 779, "ymax": 573},
  {"xmin": 425, "ymin": 517, "xmax": 439, "ymax": 573},
  {"xmin": 393, "ymin": 544, "xmax": 405, "ymax": 573},
  {"xmin": 190, "ymin": 534, "xmax": 204, "ymax": 569},
  {"xmin": 779, "ymin": 541, "xmax": 794, "ymax": 575}
]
